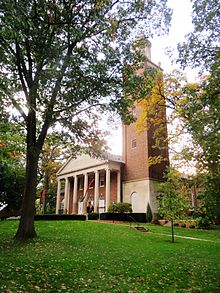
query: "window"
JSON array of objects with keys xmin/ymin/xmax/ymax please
[
  {"xmin": 99, "ymin": 174, "xmax": 105, "ymax": 187},
  {"xmin": 132, "ymin": 139, "xmax": 137, "ymax": 148},
  {"xmin": 98, "ymin": 199, "xmax": 105, "ymax": 213}
]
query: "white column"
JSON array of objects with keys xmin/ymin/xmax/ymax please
[
  {"xmin": 56, "ymin": 179, "xmax": 61, "ymax": 214},
  {"xmin": 94, "ymin": 170, "xmax": 99, "ymax": 213},
  {"xmin": 72, "ymin": 175, "xmax": 78, "ymax": 214},
  {"xmin": 105, "ymin": 168, "xmax": 111, "ymax": 212},
  {"xmin": 67, "ymin": 180, "xmax": 71, "ymax": 214},
  {"xmin": 63, "ymin": 178, "xmax": 70, "ymax": 214},
  {"xmin": 83, "ymin": 173, "xmax": 88, "ymax": 214},
  {"xmin": 117, "ymin": 170, "xmax": 121, "ymax": 203}
]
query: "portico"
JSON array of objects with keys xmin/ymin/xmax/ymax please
[{"xmin": 56, "ymin": 154, "xmax": 123, "ymax": 215}]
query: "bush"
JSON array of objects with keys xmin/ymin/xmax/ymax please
[
  {"xmin": 181, "ymin": 223, "xmax": 186, "ymax": 228},
  {"xmin": 34, "ymin": 214, "xmax": 86, "ymax": 221},
  {"xmin": 108, "ymin": 202, "xmax": 132, "ymax": 213},
  {"xmin": 189, "ymin": 224, "xmax": 195, "ymax": 229},
  {"xmin": 152, "ymin": 219, "xmax": 160, "ymax": 225},
  {"xmin": 100, "ymin": 213, "xmax": 147, "ymax": 223},
  {"xmin": 196, "ymin": 217, "xmax": 211, "ymax": 229},
  {"xmin": 174, "ymin": 222, "xmax": 179, "ymax": 227},
  {"xmin": 88, "ymin": 213, "xmax": 99, "ymax": 220},
  {"xmin": 146, "ymin": 203, "xmax": 153, "ymax": 222}
]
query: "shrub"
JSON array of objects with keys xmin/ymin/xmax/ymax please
[
  {"xmin": 174, "ymin": 222, "xmax": 179, "ymax": 227},
  {"xmin": 100, "ymin": 213, "xmax": 146, "ymax": 222},
  {"xmin": 34, "ymin": 214, "xmax": 86, "ymax": 221},
  {"xmin": 88, "ymin": 213, "xmax": 99, "ymax": 220},
  {"xmin": 146, "ymin": 203, "xmax": 153, "ymax": 222},
  {"xmin": 189, "ymin": 224, "xmax": 195, "ymax": 229},
  {"xmin": 181, "ymin": 223, "xmax": 186, "ymax": 228},
  {"xmin": 196, "ymin": 217, "xmax": 211, "ymax": 229},
  {"xmin": 152, "ymin": 219, "xmax": 160, "ymax": 225},
  {"xmin": 108, "ymin": 202, "xmax": 132, "ymax": 213}
]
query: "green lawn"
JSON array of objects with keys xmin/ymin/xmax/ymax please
[
  {"xmin": 143, "ymin": 223, "xmax": 220, "ymax": 242},
  {"xmin": 0, "ymin": 220, "xmax": 220, "ymax": 292}
]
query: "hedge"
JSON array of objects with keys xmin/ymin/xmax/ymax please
[
  {"xmin": 88, "ymin": 213, "xmax": 99, "ymax": 220},
  {"xmin": 100, "ymin": 213, "xmax": 147, "ymax": 223},
  {"xmin": 34, "ymin": 214, "xmax": 86, "ymax": 221}
]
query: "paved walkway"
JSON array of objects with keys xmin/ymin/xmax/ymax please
[
  {"xmin": 154, "ymin": 232, "xmax": 220, "ymax": 243},
  {"xmin": 94, "ymin": 220, "xmax": 220, "ymax": 243}
]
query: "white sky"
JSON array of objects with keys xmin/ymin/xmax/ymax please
[{"xmin": 108, "ymin": 0, "xmax": 196, "ymax": 155}]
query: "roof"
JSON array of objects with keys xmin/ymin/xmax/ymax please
[
  {"xmin": 101, "ymin": 152, "xmax": 124, "ymax": 163},
  {"xmin": 57, "ymin": 153, "xmax": 124, "ymax": 177}
]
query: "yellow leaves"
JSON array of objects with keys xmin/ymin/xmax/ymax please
[
  {"xmin": 180, "ymin": 185, "xmax": 188, "ymax": 198},
  {"xmin": 94, "ymin": 1, "xmax": 106, "ymax": 9},
  {"xmin": 176, "ymin": 97, "xmax": 187, "ymax": 107},
  {"xmin": 189, "ymin": 83, "xmax": 199, "ymax": 90},
  {"xmin": 9, "ymin": 150, "xmax": 20, "ymax": 158},
  {"xmin": 164, "ymin": 70, "xmax": 187, "ymax": 101},
  {"xmin": 99, "ymin": 272, "xmax": 105, "ymax": 279},
  {"xmin": 153, "ymin": 272, "xmax": 158, "ymax": 278},
  {"xmin": 184, "ymin": 82, "xmax": 199, "ymax": 91},
  {"xmin": 136, "ymin": 100, "xmax": 149, "ymax": 133},
  {"xmin": 136, "ymin": 71, "xmax": 166, "ymax": 135},
  {"xmin": 107, "ymin": 18, "xmax": 119, "ymax": 40},
  {"xmin": 148, "ymin": 156, "xmax": 168, "ymax": 167},
  {"xmin": 132, "ymin": 70, "xmax": 170, "ymax": 167},
  {"xmin": 171, "ymin": 90, "xmax": 182, "ymax": 97},
  {"xmin": 94, "ymin": 0, "xmax": 109, "ymax": 9}
]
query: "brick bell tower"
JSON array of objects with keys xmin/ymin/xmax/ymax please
[{"xmin": 122, "ymin": 38, "xmax": 169, "ymax": 217}]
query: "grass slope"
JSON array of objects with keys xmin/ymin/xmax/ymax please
[
  {"xmin": 0, "ymin": 220, "xmax": 220, "ymax": 292},
  {"xmin": 143, "ymin": 223, "xmax": 220, "ymax": 242}
]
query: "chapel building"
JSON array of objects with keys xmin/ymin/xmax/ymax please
[{"xmin": 56, "ymin": 39, "xmax": 169, "ymax": 217}]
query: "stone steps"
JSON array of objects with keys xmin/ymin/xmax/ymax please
[{"xmin": 134, "ymin": 226, "xmax": 149, "ymax": 233}]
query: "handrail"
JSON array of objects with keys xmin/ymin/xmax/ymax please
[{"xmin": 128, "ymin": 215, "xmax": 139, "ymax": 227}]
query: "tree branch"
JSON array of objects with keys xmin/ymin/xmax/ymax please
[
  {"xmin": 0, "ymin": 36, "xmax": 16, "ymax": 56},
  {"xmin": 56, "ymin": 103, "xmax": 107, "ymax": 122},
  {"xmin": 15, "ymin": 40, "xmax": 29, "ymax": 101},
  {"xmin": 25, "ymin": 37, "xmax": 33, "ymax": 87},
  {"xmin": 36, "ymin": 42, "xmax": 75, "ymax": 150},
  {"xmin": 10, "ymin": 96, "xmax": 27, "ymax": 121}
]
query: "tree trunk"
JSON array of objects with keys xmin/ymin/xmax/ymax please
[
  {"xmin": 14, "ymin": 147, "xmax": 39, "ymax": 240},
  {"xmin": 43, "ymin": 174, "xmax": 49, "ymax": 214},
  {"xmin": 171, "ymin": 218, "xmax": 175, "ymax": 243}
]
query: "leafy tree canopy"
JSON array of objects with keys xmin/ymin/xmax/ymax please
[
  {"xmin": 37, "ymin": 137, "xmax": 64, "ymax": 214},
  {"xmin": 108, "ymin": 202, "xmax": 132, "ymax": 213},
  {"xmin": 0, "ymin": 120, "xmax": 25, "ymax": 210},
  {"xmin": 0, "ymin": 158, "xmax": 25, "ymax": 211},
  {"xmin": 176, "ymin": 0, "xmax": 220, "ymax": 220},
  {"xmin": 163, "ymin": 68, "xmax": 220, "ymax": 220},
  {"xmin": 136, "ymin": 69, "xmax": 168, "ymax": 166},
  {"xmin": 177, "ymin": 0, "xmax": 220, "ymax": 70},
  {"xmin": 176, "ymin": 75, "xmax": 220, "ymax": 219},
  {"xmin": 0, "ymin": 0, "xmax": 172, "ymax": 239},
  {"xmin": 157, "ymin": 168, "xmax": 190, "ymax": 242},
  {"xmin": 0, "ymin": 0, "xmax": 172, "ymax": 144}
]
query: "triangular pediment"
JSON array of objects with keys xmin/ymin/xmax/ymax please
[{"xmin": 57, "ymin": 154, "xmax": 106, "ymax": 176}]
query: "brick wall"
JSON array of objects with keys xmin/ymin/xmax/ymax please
[
  {"xmin": 122, "ymin": 123, "xmax": 149, "ymax": 181},
  {"xmin": 110, "ymin": 172, "xmax": 117, "ymax": 204},
  {"xmin": 147, "ymin": 120, "xmax": 169, "ymax": 180},
  {"xmin": 122, "ymin": 104, "xmax": 169, "ymax": 182}
]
